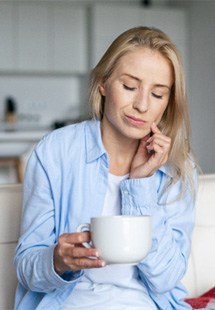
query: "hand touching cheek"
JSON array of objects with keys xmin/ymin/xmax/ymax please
[{"xmin": 129, "ymin": 123, "xmax": 171, "ymax": 179}]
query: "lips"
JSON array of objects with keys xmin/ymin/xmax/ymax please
[{"xmin": 125, "ymin": 114, "xmax": 147, "ymax": 126}]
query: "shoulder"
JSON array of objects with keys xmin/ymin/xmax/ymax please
[
  {"xmin": 33, "ymin": 119, "xmax": 102, "ymax": 163},
  {"xmin": 32, "ymin": 121, "xmax": 88, "ymax": 168},
  {"xmin": 159, "ymin": 155, "xmax": 198, "ymax": 183},
  {"xmin": 35, "ymin": 120, "xmax": 96, "ymax": 154},
  {"xmin": 40, "ymin": 121, "xmax": 86, "ymax": 146}
]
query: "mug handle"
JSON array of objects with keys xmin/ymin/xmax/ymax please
[{"xmin": 76, "ymin": 223, "xmax": 92, "ymax": 248}]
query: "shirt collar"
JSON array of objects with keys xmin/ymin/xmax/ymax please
[
  {"xmin": 85, "ymin": 120, "xmax": 107, "ymax": 163},
  {"xmin": 159, "ymin": 163, "xmax": 173, "ymax": 178}
]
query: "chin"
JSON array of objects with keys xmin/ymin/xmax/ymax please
[
  {"xmin": 132, "ymin": 129, "xmax": 151, "ymax": 140},
  {"xmin": 124, "ymin": 130, "xmax": 149, "ymax": 141}
]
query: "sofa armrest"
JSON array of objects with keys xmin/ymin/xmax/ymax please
[{"xmin": 182, "ymin": 174, "xmax": 215, "ymax": 297}]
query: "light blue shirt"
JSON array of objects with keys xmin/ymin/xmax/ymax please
[
  {"xmin": 63, "ymin": 173, "xmax": 157, "ymax": 309},
  {"xmin": 14, "ymin": 120, "xmax": 196, "ymax": 309}
]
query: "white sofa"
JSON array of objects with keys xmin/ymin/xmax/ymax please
[
  {"xmin": 182, "ymin": 174, "xmax": 215, "ymax": 297},
  {"xmin": 0, "ymin": 175, "xmax": 214, "ymax": 309},
  {"xmin": 0, "ymin": 183, "xmax": 23, "ymax": 310}
]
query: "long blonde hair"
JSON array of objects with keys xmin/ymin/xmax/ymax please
[{"xmin": 89, "ymin": 26, "xmax": 196, "ymax": 188}]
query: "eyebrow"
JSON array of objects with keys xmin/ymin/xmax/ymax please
[
  {"xmin": 155, "ymin": 84, "xmax": 171, "ymax": 90},
  {"xmin": 122, "ymin": 73, "xmax": 140, "ymax": 82},
  {"xmin": 122, "ymin": 73, "xmax": 171, "ymax": 90}
]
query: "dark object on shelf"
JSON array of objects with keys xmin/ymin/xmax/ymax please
[
  {"xmin": 141, "ymin": 0, "xmax": 152, "ymax": 7},
  {"xmin": 51, "ymin": 115, "xmax": 91, "ymax": 130},
  {"xmin": 5, "ymin": 97, "xmax": 17, "ymax": 124},
  {"xmin": 52, "ymin": 121, "xmax": 67, "ymax": 129}
]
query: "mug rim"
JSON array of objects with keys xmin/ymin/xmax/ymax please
[{"xmin": 91, "ymin": 215, "xmax": 151, "ymax": 220}]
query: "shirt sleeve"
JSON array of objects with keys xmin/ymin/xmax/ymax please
[
  {"xmin": 14, "ymin": 146, "xmax": 83, "ymax": 293},
  {"xmin": 120, "ymin": 169, "xmax": 198, "ymax": 294}
]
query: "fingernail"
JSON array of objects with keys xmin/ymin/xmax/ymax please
[{"xmin": 100, "ymin": 261, "xmax": 106, "ymax": 267}]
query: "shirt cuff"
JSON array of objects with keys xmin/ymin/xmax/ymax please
[
  {"xmin": 120, "ymin": 175, "xmax": 158, "ymax": 215},
  {"xmin": 44, "ymin": 244, "xmax": 84, "ymax": 289}
]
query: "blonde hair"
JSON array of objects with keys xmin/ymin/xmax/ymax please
[{"xmin": 89, "ymin": 26, "xmax": 196, "ymax": 189}]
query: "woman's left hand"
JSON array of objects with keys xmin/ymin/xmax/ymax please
[{"xmin": 129, "ymin": 123, "xmax": 171, "ymax": 179}]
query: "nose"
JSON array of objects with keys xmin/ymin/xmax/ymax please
[{"xmin": 133, "ymin": 90, "xmax": 149, "ymax": 113}]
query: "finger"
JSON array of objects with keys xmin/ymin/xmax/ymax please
[
  {"xmin": 147, "ymin": 135, "xmax": 171, "ymax": 152},
  {"xmin": 149, "ymin": 123, "xmax": 172, "ymax": 151},
  {"xmin": 147, "ymin": 141, "xmax": 170, "ymax": 154},
  {"xmin": 147, "ymin": 132, "xmax": 171, "ymax": 145},
  {"xmin": 147, "ymin": 146, "xmax": 169, "ymax": 166},
  {"xmin": 72, "ymin": 257, "xmax": 106, "ymax": 270},
  {"xmin": 131, "ymin": 139, "xmax": 150, "ymax": 162},
  {"xmin": 54, "ymin": 243, "xmax": 105, "ymax": 273},
  {"xmin": 60, "ymin": 232, "xmax": 91, "ymax": 245},
  {"xmin": 151, "ymin": 122, "xmax": 161, "ymax": 134},
  {"xmin": 69, "ymin": 246, "xmax": 99, "ymax": 259}
]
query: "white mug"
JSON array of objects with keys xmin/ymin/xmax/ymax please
[{"xmin": 77, "ymin": 215, "xmax": 152, "ymax": 265}]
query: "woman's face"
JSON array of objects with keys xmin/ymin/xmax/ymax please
[{"xmin": 100, "ymin": 47, "xmax": 173, "ymax": 141}]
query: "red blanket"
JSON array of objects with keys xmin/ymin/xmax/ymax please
[{"xmin": 185, "ymin": 287, "xmax": 215, "ymax": 309}]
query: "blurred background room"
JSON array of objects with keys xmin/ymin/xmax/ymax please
[{"xmin": 0, "ymin": 0, "xmax": 215, "ymax": 184}]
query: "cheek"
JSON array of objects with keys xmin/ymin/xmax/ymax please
[
  {"xmin": 104, "ymin": 88, "xmax": 123, "ymax": 111},
  {"xmin": 104, "ymin": 99, "xmax": 119, "ymax": 123},
  {"xmin": 103, "ymin": 83, "xmax": 132, "ymax": 119},
  {"xmin": 103, "ymin": 93, "xmax": 116, "ymax": 121},
  {"xmin": 153, "ymin": 103, "xmax": 168, "ymax": 123}
]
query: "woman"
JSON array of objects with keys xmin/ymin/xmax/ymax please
[{"xmin": 15, "ymin": 27, "xmax": 198, "ymax": 309}]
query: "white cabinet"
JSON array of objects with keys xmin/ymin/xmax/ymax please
[
  {"xmin": 52, "ymin": 4, "xmax": 87, "ymax": 73},
  {"xmin": 0, "ymin": 2, "xmax": 87, "ymax": 74},
  {"xmin": 0, "ymin": 3, "xmax": 16, "ymax": 70},
  {"xmin": 91, "ymin": 4, "xmax": 188, "ymax": 70},
  {"xmin": 17, "ymin": 2, "xmax": 50, "ymax": 71},
  {"xmin": 91, "ymin": 5, "xmax": 139, "ymax": 68}
]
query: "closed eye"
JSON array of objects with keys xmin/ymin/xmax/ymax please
[
  {"xmin": 123, "ymin": 84, "xmax": 136, "ymax": 91},
  {"xmin": 152, "ymin": 93, "xmax": 163, "ymax": 99}
]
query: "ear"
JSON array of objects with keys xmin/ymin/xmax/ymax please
[{"xmin": 99, "ymin": 82, "xmax": 106, "ymax": 96}]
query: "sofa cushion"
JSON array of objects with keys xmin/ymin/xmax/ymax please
[{"xmin": 182, "ymin": 174, "xmax": 215, "ymax": 297}]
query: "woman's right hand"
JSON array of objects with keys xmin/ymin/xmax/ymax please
[{"xmin": 54, "ymin": 232, "xmax": 106, "ymax": 275}]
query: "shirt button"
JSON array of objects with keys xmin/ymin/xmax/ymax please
[{"xmin": 124, "ymin": 190, "xmax": 129, "ymax": 195}]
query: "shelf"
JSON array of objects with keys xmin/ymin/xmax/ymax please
[{"xmin": 0, "ymin": 129, "xmax": 50, "ymax": 142}]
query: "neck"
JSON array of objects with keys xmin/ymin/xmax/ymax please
[{"xmin": 101, "ymin": 120, "xmax": 139, "ymax": 176}]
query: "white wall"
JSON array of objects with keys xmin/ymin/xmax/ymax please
[
  {"xmin": 168, "ymin": 0, "xmax": 215, "ymax": 173},
  {"xmin": 187, "ymin": 1, "xmax": 215, "ymax": 173}
]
